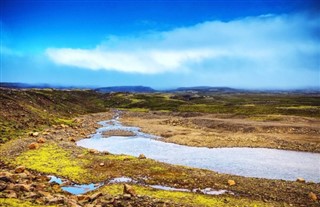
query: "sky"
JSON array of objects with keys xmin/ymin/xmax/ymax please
[{"xmin": 1, "ymin": 0, "xmax": 319, "ymax": 89}]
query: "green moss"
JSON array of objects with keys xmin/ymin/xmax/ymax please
[
  {"xmin": 117, "ymin": 108, "xmax": 149, "ymax": 112},
  {"xmin": 54, "ymin": 118, "xmax": 75, "ymax": 126},
  {"xmin": 14, "ymin": 143, "xmax": 88, "ymax": 182},
  {"xmin": 0, "ymin": 198, "xmax": 55, "ymax": 207},
  {"xmin": 129, "ymin": 98, "xmax": 143, "ymax": 104},
  {"xmin": 277, "ymin": 106, "xmax": 320, "ymax": 110},
  {"xmin": 99, "ymin": 184, "xmax": 286, "ymax": 207},
  {"xmin": 150, "ymin": 166, "xmax": 167, "ymax": 174}
]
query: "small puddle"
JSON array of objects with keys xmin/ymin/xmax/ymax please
[
  {"xmin": 197, "ymin": 188, "xmax": 230, "ymax": 195},
  {"xmin": 49, "ymin": 175, "xmax": 230, "ymax": 196},
  {"xmin": 77, "ymin": 112, "xmax": 320, "ymax": 183},
  {"xmin": 49, "ymin": 176, "xmax": 102, "ymax": 195},
  {"xmin": 149, "ymin": 185, "xmax": 190, "ymax": 192},
  {"xmin": 108, "ymin": 177, "xmax": 135, "ymax": 184}
]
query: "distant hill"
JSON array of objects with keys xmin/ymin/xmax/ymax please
[
  {"xmin": 0, "ymin": 82, "xmax": 91, "ymax": 90},
  {"xmin": 0, "ymin": 82, "xmax": 52, "ymax": 89},
  {"xmin": 95, "ymin": 86, "xmax": 156, "ymax": 93},
  {"xmin": 1, "ymin": 82, "xmax": 318, "ymax": 94},
  {"xmin": 169, "ymin": 86, "xmax": 243, "ymax": 93}
]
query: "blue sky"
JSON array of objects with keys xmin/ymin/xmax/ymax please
[{"xmin": 1, "ymin": 0, "xmax": 319, "ymax": 89}]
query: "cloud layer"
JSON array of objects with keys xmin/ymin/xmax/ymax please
[{"xmin": 46, "ymin": 13, "xmax": 319, "ymax": 75}]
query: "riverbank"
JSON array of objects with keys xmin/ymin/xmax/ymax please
[
  {"xmin": 1, "ymin": 111, "xmax": 319, "ymax": 206},
  {"xmin": 121, "ymin": 111, "xmax": 320, "ymax": 153}
]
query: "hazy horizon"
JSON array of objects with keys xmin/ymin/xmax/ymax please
[
  {"xmin": 1, "ymin": 0, "xmax": 319, "ymax": 89},
  {"xmin": 1, "ymin": 81, "xmax": 319, "ymax": 91}
]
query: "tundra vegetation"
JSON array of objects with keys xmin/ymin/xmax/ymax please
[{"xmin": 0, "ymin": 88, "xmax": 319, "ymax": 206}]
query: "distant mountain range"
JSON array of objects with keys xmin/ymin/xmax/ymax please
[
  {"xmin": 169, "ymin": 86, "xmax": 243, "ymax": 93},
  {"xmin": 0, "ymin": 82, "xmax": 85, "ymax": 90},
  {"xmin": 0, "ymin": 82, "xmax": 319, "ymax": 94},
  {"xmin": 95, "ymin": 86, "xmax": 156, "ymax": 93}
]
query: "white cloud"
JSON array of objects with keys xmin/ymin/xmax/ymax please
[{"xmin": 46, "ymin": 13, "xmax": 320, "ymax": 74}]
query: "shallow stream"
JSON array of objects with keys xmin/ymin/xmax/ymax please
[{"xmin": 77, "ymin": 112, "xmax": 320, "ymax": 183}]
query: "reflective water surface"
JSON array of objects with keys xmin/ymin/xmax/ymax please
[
  {"xmin": 49, "ymin": 176, "xmax": 101, "ymax": 195},
  {"xmin": 77, "ymin": 113, "xmax": 320, "ymax": 183}
]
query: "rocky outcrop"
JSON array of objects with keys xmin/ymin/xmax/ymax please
[{"xmin": 0, "ymin": 162, "xmax": 186, "ymax": 207}]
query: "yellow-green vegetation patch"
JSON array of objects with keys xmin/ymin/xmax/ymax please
[
  {"xmin": 0, "ymin": 198, "xmax": 55, "ymax": 207},
  {"xmin": 99, "ymin": 184, "xmax": 285, "ymax": 207},
  {"xmin": 54, "ymin": 118, "xmax": 75, "ymax": 126},
  {"xmin": 117, "ymin": 107, "xmax": 149, "ymax": 112},
  {"xmin": 242, "ymin": 104, "xmax": 256, "ymax": 107},
  {"xmin": 149, "ymin": 166, "xmax": 167, "ymax": 174},
  {"xmin": 277, "ymin": 106, "xmax": 320, "ymax": 110},
  {"xmin": 129, "ymin": 98, "xmax": 143, "ymax": 104},
  {"xmin": 15, "ymin": 143, "xmax": 88, "ymax": 182}
]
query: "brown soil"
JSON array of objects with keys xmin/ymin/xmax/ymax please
[
  {"xmin": 102, "ymin": 130, "xmax": 135, "ymax": 137},
  {"xmin": 121, "ymin": 111, "xmax": 320, "ymax": 153}
]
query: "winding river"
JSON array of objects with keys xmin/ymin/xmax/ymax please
[{"xmin": 77, "ymin": 113, "xmax": 320, "ymax": 183}]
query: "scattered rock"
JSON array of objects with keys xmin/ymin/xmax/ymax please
[
  {"xmin": 77, "ymin": 194, "xmax": 90, "ymax": 201},
  {"xmin": 99, "ymin": 162, "xmax": 105, "ymax": 166},
  {"xmin": 227, "ymin": 180, "xmax": 236, "ymax": 186},
  {"xmin": 123, "ymin": 184, "xmax": 136, "ymax": 197},
  {"xmin": 88, "ymin": 149, "xmax": 99, "ymax": 154},
  {"xmin": 14, "ymin": 184, "xmax": 31, "ymax": 192},
  {"xmin": 38, "ymin": 190, "xmax": 53, "ymax": 199},
  {"xmin": 0, "ymin": 172, "xmax": 14, "ymax": 183},
  {"xmin": 47, "ymin": 197, "xmax": 65, "ymax": 204},
  {"xmin": 123, "ymin": 194, "xmax": 132, "ymax": 199},
  {"xmin": 5, "ymin": 183, "xmax": 15, "ymax": 190},
  {"xmin": 0, "ymin": 181, "xmax": 7, "ymax": 191},
  {"xmin": 89, "ymin": 192, "xmax": 102, "ymax": 201},
  {"xmin": 30, "ymin": 132, "xmax": 39, "ymax": 137},
  {"xmin": 138, "ymin": 154, "xmax": 146, "ymax": 159},
  {"xmin": 39, "ymin": 175, "xmax": 51, "ymax": 182},
  {"xmin": 308, "ymin": 192, "xmax": 317, "ymax": 201},
  {"xmin": 18, "ymin": 172, "xmax": 28, "ymax": 179},
  {"xmin": 61, "ymin": 124, "xmax": 68, "ymax": 128},
  {"xmin": 52, "ymin": 184, "xmax": 61, "ymax": 193},
  {"xmin": 28, "ymin": 142, "xmax": 39, "ymax": 150},
  {"xmin": 34, "ymin": 183, "xmax": 46, "ymax": 191},
  {"xmin": 14, "ymin": 166, "xmax": 25, "ymax": 173},
  {"xmin": 4, "ymin": 190, "xmax": 17, "ymax": 198},
  {"xmin": 69, "ymin": 137, "xmax": 76, "ymax": 142},
  {"xmin": 37, "ymin": 137, "xmax": 46, "ymax": 143},
  {"xmin": 67, "ymin": 200, "xmax": 81, "ymax": 207},
  {"xmin": 25, "ymin": 192, "xmax": 40, "ymax": 199},
  {"xmin": 77, "ymin": 195, "xmax": 90, "ymax": 204},
  {"xmin": 296, "ymin": 177, "xmax": 305, "ymax": 183}
]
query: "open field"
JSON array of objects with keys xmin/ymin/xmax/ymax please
[
  {"xmin": 0, "ymin": 88, "xmax": 319, "ymax": 206},
  {"xmin": 121, "ymin": 111, "xmax": 320, "ymax": 152}
]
